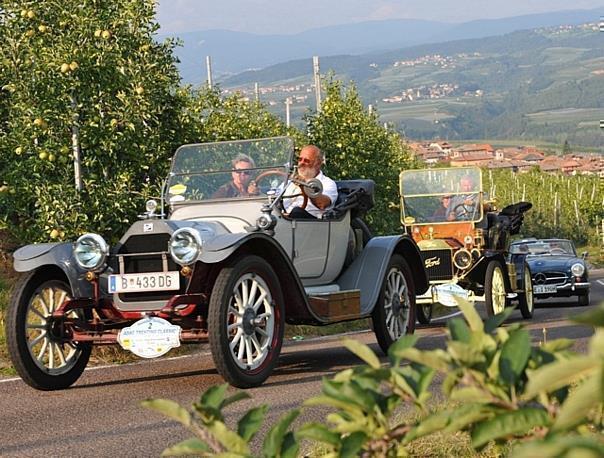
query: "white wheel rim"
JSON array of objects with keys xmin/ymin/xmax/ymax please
[
  {"xmin": 227, "ymin": 273, "xmax": 275, "ymax": 371},
  {"xmin": 524, "ymin": 268, "xmax": 533, "ymax": 312},
  {"xmin": 491, "ymin": 267, "xmax": 506, "ymax": 314},
  {"xmin": 25, "ymin": 284, "xmax": 82, "ymax": 374},
  {"xmin": 384, "ymin": 267, "xmax": 411, "ymax": 340}
]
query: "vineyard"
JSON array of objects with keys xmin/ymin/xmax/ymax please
[{"xmin": 483, "ymin": 168, "xmax": 603, "ymax": 246}]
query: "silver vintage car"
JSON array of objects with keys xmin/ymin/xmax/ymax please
[{"xmin": 6, "ymin": 137, "xmax": 428, "ymax": 390}]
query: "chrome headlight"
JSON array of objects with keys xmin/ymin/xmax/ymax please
[
  {"xmin": 453, "ymin": 249, "xmax": 473, "ymax": 270},
  {"xmin": 571, "ymin": 263, "xmax": 585, "ymax": 277},
  {"xmin": 74, "ymin": 233, "xmax": 108, "ymax": 271},
  {"xmin": 169, "ymin": 228, "xmax": 202, "ymax": 266}
]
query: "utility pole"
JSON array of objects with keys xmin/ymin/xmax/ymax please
[
  {"xmin": 206, "ymin": 56, "xmax": 213, "ymax": 89},
  {"xmin": 70, "ymin": 93, "xmax": 82, "ymax": 191},
  {"xmin": 285, "ymin": 97, "xmax": 292, "ymax": 127},
  {"xmin": 312, "ymin": 56, "xmax": 321, "ymax": 112}
]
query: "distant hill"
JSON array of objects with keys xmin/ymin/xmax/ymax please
[
  {"xmin": 160, "ymin": 8, "xmax": 604, "ymax": 83},
  {"xmin": 219, "ymin": 21, "xmax": 604, "ymax": 148}
]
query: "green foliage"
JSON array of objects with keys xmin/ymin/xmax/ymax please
[
  {"xmin": 306, "ymin": 78, "xmax": 415, "ymax": 234},
  {"xmin": 142, "ymin": 383, "xmax": 299, "ymax": 457},
  {"xmin": 483, "ymin": 168, "xmax": 604, "ymax": 245},
  {"xmin": 0, "ymin": 2, "xmax": 294, "ymax": 245},
  {"xmin": 0, "ymin": 0, "xmax": 183, "ymax": 243},
  {"xmin": 146, "ymin": 302, "xmax": 604, "ymax": 456}
]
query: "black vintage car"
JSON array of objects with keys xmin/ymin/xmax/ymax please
[{"xmin": 509, "ymin": 238, "xmax": 590, "ymax": 306}]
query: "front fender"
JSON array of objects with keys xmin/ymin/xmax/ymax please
[
  {"xmin": 13, "ymin": 242, "xmax": 92, "ymax": 297},
  {"xmin": 337, "ymin": 235, "xmax": 428, "ymax": 315}
]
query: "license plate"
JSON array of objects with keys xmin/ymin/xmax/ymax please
[
  {"xmin": 109, "ymin": 271, "xmax": 180, "ymax": 293},
  {"xmin": 534, "ymin": 284, "xmax": 557, "ymax": 294}
]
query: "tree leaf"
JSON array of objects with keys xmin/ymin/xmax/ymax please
[
  {"xmin": 141, "ymin": 399, "xmax": 191, "ymax": 427},
  {"xmin": 471, "ymin": 408, "xmax": 550, "ymax": 449},
  {"xmin": 553, "ymin": 373, "xmax": 601, "ymax": 431},
  {"xmin": 450, "ymin": 387, "xmax": 492, "ymax": 403},
  {"xmin": 394, "ymin": 348, "xmax": 450, "ymax": 371},
  {"xmin": 448, "ymin": 318, "xmax": 471, "ymax": 342},
  {"xmin": 456, "ymin": 296, "xmax": 483, "ymax": 332},
  {"xmin": 200, "ymin": 384, "xmax": 229, "ymax": 410},
  {"xmin": 222, "ymin": 391, "xmax": 251, "ymax": 409},
  {"xmin": 340, "ymin": 431, "xmax": 367, "ymax": 458},
  {"xmin": 207, "ymin": 421, "xmax": 249, "ymax": 454},
  {"xmin": 499, "ymin": 329, "xmax": 531, "ymax": 385},
  {"xmin": 262, "ymin": 410, "xmax": 300, "ymax": 457},
  {"xmin": 524, "ymin": 357, "xmax": 600, "ymax": 399},
  {"xmin": 448, "ymin": 341, "xmax": 487, "ymax": 366},
  {"xmin": 341, "ymin": 337, "xmax": 381, "ymax": 369},
  {"xmin": 237, "ymin": 405, "xmax": 268, "ymax": 442},
  {"xmin": 388, "ymin": 334, "xmax": 419, "ymax": 365},
  {"xmin": 280, "ymin": 432, "xmax": 299, "ymax": 458},
  {"xmin": 160, "ymin": 438, "xmax": 210, "ymax": 456},
  {"xmin": 484, "ymin": 307, "xmax": 514, "ymax": 333},
  {"xmin": 296, "ymin": 423, "xmax": 340, "ymax": 446},
  {"xmin": 572, "ymin": 307, "xmax": 604, "ymax": 327}
]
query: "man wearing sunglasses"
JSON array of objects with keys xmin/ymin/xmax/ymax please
[
  {"xmin": 283, "ymin": 145, "xmax": 338, "ymax": 219},
  {"xmin": 213, "ymin": 153, "xmax": 259, "ymax": 198}
]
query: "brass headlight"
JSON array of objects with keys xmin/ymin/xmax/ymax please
[{"xmin": 453, "ymin": 249, "xmax": 473, "ymax": 270}]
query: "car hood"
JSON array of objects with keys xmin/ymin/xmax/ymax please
[{"xmin": 526, "ymin": 255, "xmax": 583, "ymax": 272}]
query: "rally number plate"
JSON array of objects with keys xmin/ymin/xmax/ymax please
[{"xmin": 109, "ymin": 271, "xmax": 180, "ymax": 293}]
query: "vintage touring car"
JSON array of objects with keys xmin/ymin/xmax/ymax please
[
  {"xmin": 6, "ymin": 137, "xmax": 428, "ymax": 390},
  {"xmin": 399, "ymin": 167, "xmax": 534, "ymax": 324}
]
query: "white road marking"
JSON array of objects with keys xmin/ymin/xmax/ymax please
[
  {"xmin": 431, "ymin": 310, "xmax": 463, "ymax": 322},
  {"xmin": 596, "ymin": 279, "xmax": 604, "ymax": 287}
]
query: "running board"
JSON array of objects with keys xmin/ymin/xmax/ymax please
[{"xmin": 308, "ymin": 289, "xmax": 361, "ymax": 322}]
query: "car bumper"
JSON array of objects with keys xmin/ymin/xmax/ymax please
[{"xmin": 533, "ymin": 281, "xmax": 590, "ymax": 297}]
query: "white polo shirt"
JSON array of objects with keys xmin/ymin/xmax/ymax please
[{"xmin": 283, "ymin": 171, "xmax": 338, "ymax": 218}]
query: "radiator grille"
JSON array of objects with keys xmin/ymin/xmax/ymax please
[
  {"xmin": 420, "ymin": 249, "xmax": 453, "ymax": 281},
  {"xmin": 111, "ymin": 233, "xmax": 185, "ymax": 302}
]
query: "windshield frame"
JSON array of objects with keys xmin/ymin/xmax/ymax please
[
  {"xmin": 399, "ymin": 167, "xmax": 484, "ymax": 226},
  {"xmin": 163, "ymin": 136, "xmax": 294, "ymax": 207}
]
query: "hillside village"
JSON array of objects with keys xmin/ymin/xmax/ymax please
[{"xmin": 409, "ymin": 141, "xmax": 604, "ymax": 177}]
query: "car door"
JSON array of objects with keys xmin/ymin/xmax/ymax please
[{"xmin": 291, "ymin": 219, "xmax": 330, "ymax": 282}]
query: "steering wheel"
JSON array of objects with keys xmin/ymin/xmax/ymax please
[
  {"xmin": 254, "ymin": 169, "xmax": 288, "ymax": 193},
  {"xmin": 453, "ymin": 203, "xmax": 475, "ymax": 220},
  {"xmin": 254, "ymin": 169, "xmax": 309, "ymax": 210}
]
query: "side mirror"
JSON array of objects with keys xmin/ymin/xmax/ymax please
[{"xmin": 581, "ymin": 251, "xmax": 589, "ymax": 259}]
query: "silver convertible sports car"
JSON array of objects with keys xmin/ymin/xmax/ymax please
[
  {"xmin": 509, "ymin": 238, "xmax": 590, "ymax": 306},
  {"xmin": 6, "ymin": 137, "xmax": 428, "ymax": 390}
]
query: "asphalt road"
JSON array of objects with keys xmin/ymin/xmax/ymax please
[{"xmin": 1, "ymin": 270, "xmax": 602, "ymax": 457}]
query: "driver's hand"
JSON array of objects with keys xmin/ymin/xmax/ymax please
[
  {"xmin": 447, "ymin": 213, "xmax": 456, "ymax": 221},
  {"xmin": 247, "ymin": 180, "xmax": 259, "ymax": 195},
  {"xmin": 463, "ymin": 198, "xmax": 474, "ymax": 206}
]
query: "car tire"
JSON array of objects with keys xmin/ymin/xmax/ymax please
[
  {"xmin": 372, "ymin": 254, "xmax": 416, "ymax": 355},
  {"xmin": 578, "ymin": 292, "xmax": 590, "ymax": 307},
  {"xmin": 208, "ymin": 255, "xmax": 284, "ymax": 388},
  {"xmin": 416, "ymin": 302, "xmax": 433, "ymax": 325},
  {"xmin": 518, "ymin": 263, "xmax": 534, "ymax": 319},
  {"xmin": 5, "ymin": 271, "xmax": 92, "ymax": 390},
  {"xmin": 485, "ymin": 260, "xmax": 508, "ymax": 317}
]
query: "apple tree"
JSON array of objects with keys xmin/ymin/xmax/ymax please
[{"xmin": 0, "ymin": 0, "xmax": 184, "ymax": 244}]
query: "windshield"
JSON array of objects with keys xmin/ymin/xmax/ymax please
[
  {"xmin": 510, "ymin": 240, "xmax": 576, "ymax": 256},
  {"xmin": 400, "ymin": 168, "xmax": 483, "ymax": 224},
  {"xmin": 166, "ymin": 137, "xmax": 293, "ymax": 203}
]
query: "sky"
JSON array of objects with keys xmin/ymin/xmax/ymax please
[{"xmin": 156, "ymin": 0, "xmax": 604, "ymax": 34}]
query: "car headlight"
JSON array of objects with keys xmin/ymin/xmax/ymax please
[
  {"xmin": 571, "ymin": 263, "xmax": 585, "ymax": 277},
  {"xmin": 74, "ymin": 233, "xmax": 109, "ymax": 271},
  {"xmin": 453, "ymin": 249, "xmax": 473, "ymax": 270},
  {"xmin": 169, "ymin": 228, "xmax": 202, "ymax": 266}
]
